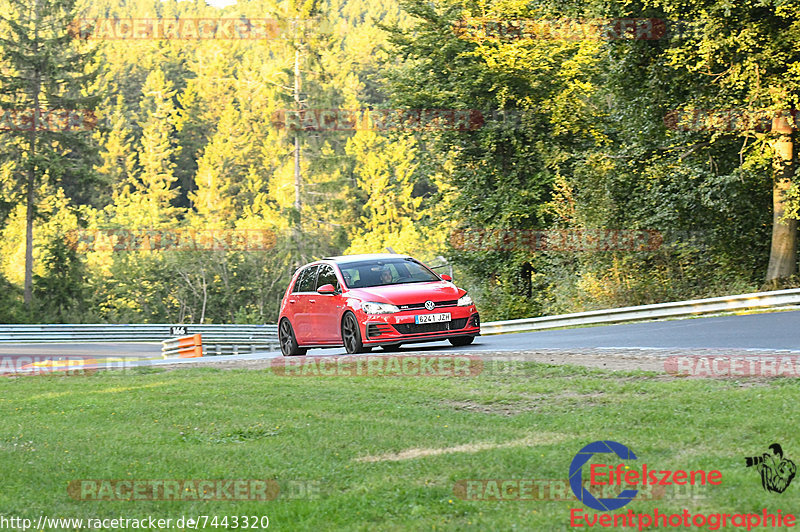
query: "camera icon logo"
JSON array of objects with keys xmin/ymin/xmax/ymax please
[{"xmin": 745, "ymin": 443, "xmax": 796, "ymax": 494}]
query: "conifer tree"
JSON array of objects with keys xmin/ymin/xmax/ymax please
[{"xmin": 0, "ymin": 0, "xmax": 99, "ymax": 307}]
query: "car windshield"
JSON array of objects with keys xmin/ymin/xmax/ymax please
[{"xmin": 338, "ymin": 258, "xmax": 440, "ymax": 288}]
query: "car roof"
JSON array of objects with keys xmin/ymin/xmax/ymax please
[{"xmin": 322, "ymin": 253, "xmax": 415, "ymax": 265}]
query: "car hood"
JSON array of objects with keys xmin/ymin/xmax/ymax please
[{"xmin": 346, "ymin": 281, "xmax": 464, "ymax": 305}]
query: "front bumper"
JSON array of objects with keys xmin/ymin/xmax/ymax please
[{"xmin": 361, "ymin": 307, "xmax": 480, "ymax": 346}]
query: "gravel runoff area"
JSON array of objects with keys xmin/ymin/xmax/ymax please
[{"xmin": 148, "ymin": 347, "xmax": 800, "ymax": 375}]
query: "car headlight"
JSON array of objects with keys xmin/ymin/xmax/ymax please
[
  {"xmin": 362, "ymin": 301, "xmax": 400, "ymax": 314},
  {"xmin": 457, "ymin": 294, "xmax": 473, "ymax": 306}
]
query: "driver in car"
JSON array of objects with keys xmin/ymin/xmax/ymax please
[{"xmin": 380, "ymin": 268, "xmax": 393, "ymax": 284}]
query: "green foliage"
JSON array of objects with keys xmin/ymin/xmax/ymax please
[
  {"xmin": 0, "ymin": 273, "xmax": 24, "ymax": 322},
  {"xmin": 0, "ymin": 0, "xmax": 796, "ymax": 323},
  {"xmin": 385, "ymin": 0, "xmax": 798, "ymax": 319},
  {"xmin": 0, "ymin": 0, "xmax": 101, "ymax": 306},
  {"xmin": 32, "ymin": 236, "xmax": 88, "ymax": 323}
]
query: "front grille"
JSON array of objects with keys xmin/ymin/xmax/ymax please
[
  {"xmin": 393, "ymin": 318, "xmax": 468, "ymax": 335},
  {"xmin": 398, "ymin": 300, "xmax": 459, "ymax": 311},
  {"xmin": 367, "ymin": 323, "xmax": 393, "ymax": 338},
  {"xmin": 451, "ymin": 318, "xmax": 468, "ymax": 330},
  {"xmin": 393, "ymin": 323, "xmax": 449, "ymax": 334}
]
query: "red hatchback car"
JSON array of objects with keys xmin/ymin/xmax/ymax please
[{"xmin": 278, "ymin": 254, "xmax": 480, "ymax": 355}]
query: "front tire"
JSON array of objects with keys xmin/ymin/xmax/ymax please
[
  {"xmin": 341, "ymin": 312, "xmax": 366, "ymax": 354},
  {"xmin": 449, "ymin": 336, "xmax": 475, "ymax": 347},
  {"xmin": 279, "ymin": 319, "xmax": 307, "ymax": 356}
]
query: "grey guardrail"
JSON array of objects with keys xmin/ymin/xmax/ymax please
[
  {"xmin": 0, "ymin": 324, "xmax": 278, "ymax": 351},
  {"xmin": 2, "ymin": 287, "xmax": 797, "ymax": 348},
  {"xmin": 480, "ymin": 288, "xmax": 800, "ymax": 335}
]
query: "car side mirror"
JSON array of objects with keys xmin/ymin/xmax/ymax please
[
  {"xmin": 440, "ymin": 274, "xmax": 452, "ymax": 282},
  {"xmin": 317, "ymin": 284, "xmax": 337, "ymax": 294}
]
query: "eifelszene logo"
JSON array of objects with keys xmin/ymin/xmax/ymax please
[
  {"xmin": 570, "ymin": 441, "xmax": 639, "ymax": 511},
  {"xmin": 745, "ymin": 443, "xmax": 796, "ymax": 494},
  {"xmin": 569, "ymin": 440, "xmax": 722, "ymax": 512}
]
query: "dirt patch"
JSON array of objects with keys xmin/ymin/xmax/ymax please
[
  {"xmin": 145, "ymin": 351, "xmax": 667, "ymax": 374},
  {"xmin": 119, "ymin": 348, "xmax": 800, "ymax": 382},
  {"xmin": 443, "ymin": 399, "xmax": 540, "ymax": 416},
  {"xmin": 140, "ymin": 358, "xmax": 279, "ymax": 373},
  {"xmin": 482, "ymin": 351, "xmax": 666, "ymax": 373},
  {"xmin": 355, "ymin": 432, "xmax": 567, "ymax": 463},
  {"xmin": 443, "ymin": 390, "xmax": 608, "ymax": 416}
]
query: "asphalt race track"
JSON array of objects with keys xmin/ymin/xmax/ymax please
[
  {"xmin": 0, "ymin": 342, "xmax": 161, "ymax": 357},
  {"xmin": 1, "ymin": 310, "xmax": 798, "ymax": 366},
  {"xmin": 455, "ymin": 309, "xmax": 800, "ymax": 352}
]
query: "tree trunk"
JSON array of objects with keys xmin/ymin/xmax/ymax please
[
  {"xmin": 24, "ymin": 43, "xmax": 41, "ymax": 308},
  {"xmin": 765, "ymin": 114, "xmax": 798, "ymax": 283},
  {"xmin": 23, "ymin": 0, "xmax": 43, "ymax": 308},
  {"xmin": 24, "ymin": 142, "xmax": 35, "ymax": 306},
  {"xmin": 292, "ymin": 30, "xmax": 305, "ymax": 263}
]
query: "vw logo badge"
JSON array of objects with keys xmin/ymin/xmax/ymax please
[{"xmin": 424, "ymin": 300, "xmax": 435, "ymax": 311}]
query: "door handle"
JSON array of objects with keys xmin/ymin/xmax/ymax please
[
  {"xmin": 309, "ymin": 299, "xmax": 316, "ymax": 304},
  {"xmin": 289, "ymin": 299, "xmax": 296, "ymax": 304}
]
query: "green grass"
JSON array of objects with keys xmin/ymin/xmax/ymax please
[{"xmin": 1, "ymin": 363, "xmax": 800, "ymax": 531}]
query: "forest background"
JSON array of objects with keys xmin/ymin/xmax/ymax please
[{"xmin": 0, "ymin": 0, "xmax": 797, "ymax": 324}]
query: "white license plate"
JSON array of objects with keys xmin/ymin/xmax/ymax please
[{"xmin": 415, "ymin": 313, "xmax": 451, "ymax": 324}]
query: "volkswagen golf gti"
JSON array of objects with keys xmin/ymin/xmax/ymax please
[{"xmin": 278, "ymin": 254, "xmax": 480, "ymax": 355}]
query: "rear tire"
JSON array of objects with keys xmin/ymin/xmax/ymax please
[
  {"xmin": 279, "ymin": 319, "xmax": 307, "ymax": 356},
  {"xmin": 341, "ymin": 312, "xmax": 367, "ymax": 354},
  {"xmin": 448, "ymin": 336, "xmax": 475, "ymax": 347}
]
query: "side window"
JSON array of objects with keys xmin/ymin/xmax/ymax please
[
  {"xmin": 293, "ymin": 265, "xmax": 319, "ymax": 293},
  {"xmin": 316, "ymin": 264, "xmax": 338, "ymax": 291},
  {"xmin": 291, "ymin": 268, "xmax": 306, "ymax": 293}
]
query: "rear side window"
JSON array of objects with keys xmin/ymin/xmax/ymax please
[
  {"xmin": 293, "ymin": 265, "xmax": 319, "ymax": 293},
  {"xmin": 316, "ymin": 264, "xmax": 338, "ymax": 290}
]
